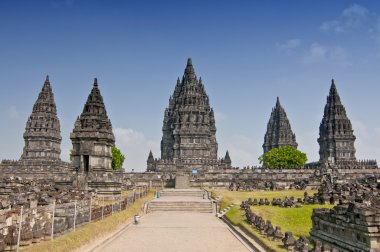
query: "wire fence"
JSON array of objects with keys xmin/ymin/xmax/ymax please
[{"xmin": 0, "ymin": 186, "xmax": 149, "ymax": 251}]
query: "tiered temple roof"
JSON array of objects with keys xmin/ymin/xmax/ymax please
[
  {"xmin": 161, "ymin": 58, "xmax": 218, "ymax": 161},
  {"xmin": 263, "ymin": 97, "xmax": 297, "ymax": 153},
  {"xmin": 21, "ymin": 76, "xmax": 62, "ymax": 160},
  {"xmin": 318, "ymin": 80, "xmax": 356, "ymax": 163},
  {"xmin": 70, "ymin": 78, "xmax": 115, "ymax": 173},
  {"xmin": 148, "ymin": 58, "xmax": 231, "ymax": 171}
]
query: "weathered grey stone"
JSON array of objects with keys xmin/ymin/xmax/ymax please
[
  {"xmin": 70, "ymin": 78, "xmax": 115, "ymax": 174},
  {"xmin": 147, "ymin": 59, "xmax": 231, "ymax": 171},
  {"xmin": 21, "ymin": 75, "xmax": 61, "ymax": 161},
  {"xmin": 318, "ymin": 80, "xmax": 356, "ymax": 164},
  {"xmin": 263, "ymin": 97, "xmax": 297, "ymax": 153}
]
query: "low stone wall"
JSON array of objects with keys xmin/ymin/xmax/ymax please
[{"xmin": 121, "ymin": 167, "xmax": 380, "ymax": 191}]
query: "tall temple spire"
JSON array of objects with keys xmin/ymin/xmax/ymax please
[
  {"xmin": 184, "ymin": 57, "xmax": 197, "ymax": 81},
  {"xmin": 21, "ymin": 76, "xmax": 62, "ymax": 160},
  {"xmin": 157, "ymin": 58, "xmax": 229, "ymax": 170},
  {"xmin": 70, "ymin": 78, "xmax": 115, "ymax": 173},
  {"xmin": 263, "ymin": 97, "xmax": 297, "ymax": 153},
  {"xmin": 318, "ymin": 79, "xmax": 356, "ymax": 163}
]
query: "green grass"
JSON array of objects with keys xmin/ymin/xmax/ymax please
[
  {"xmin": 213, "ymin": 190, "xmax": 334, "ymax": 252},
  {"xmin": 213, "ymin": 189, "xmax": 316, "ymax": 206},
  {"xmin": 21, "ymin": 192, "xmax": 154, "ymax": 252},
  {"xmin": 250, "ymin": 204, "xmax": 333, "ymax": 238}
]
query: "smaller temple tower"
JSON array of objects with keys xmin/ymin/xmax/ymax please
[
  {"xmin": 223, "ymin": 150, "xmax": 231, "ymax": 167},
  {"xmin": 263, "ymin": 97, "xmax": 298, "ymax": 153},
  {"xmin": 318, "ymin": 79, "xmax": 356, "ymax": 163},
  {"xmin": 21, "ymin": 76, "xmax": 62, "ymax": 160},
  {"xmin": 147, "ymin": 150, "xmax": 156, "ymax": 172},
  {"xmin": 70, "ymin": 78, "xmax": 115, "ymax": 173}
]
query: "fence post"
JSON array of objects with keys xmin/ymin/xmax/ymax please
[
  {"xmin": 51, "ymin": 201, "xmax": 56, "ymax": 240},
  {"xmin": 119, "ymin": 192, "xmax": 122, "ymax": 212},
  {"xmin": 73, "ymin": 201, "xmax": 77, "ymax": 231},
  {"xmin": 111, "ymin": 196, "xmax": 114, "ymax": 214},
  {"xmin": 101, "ymin": 196, "xmax": 104, "ymax": 220},
  {"xmin": 16, "ymin": 206, "xmax": 23, "ymax": 252},
  {"xmin": 89, "ymin": 197, "xmax": 92, "ymax": 223}
]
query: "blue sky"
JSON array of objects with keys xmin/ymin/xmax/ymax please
[{"xmin": 1, "ymin": 0, "xmax": 380, "ymax": 171}]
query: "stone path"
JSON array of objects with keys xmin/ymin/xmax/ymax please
[{"xmin": 92, "ymin": 212, "xmax": 251, "ymax": 252}]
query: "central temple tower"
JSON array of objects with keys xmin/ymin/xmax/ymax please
[
  {"xmin": 318, "ymin": 80, "xmax": 356, "ymax": 163},
  {"xmin": 148, "ymin": 58, "xmax": 231, "ymax": 171}
]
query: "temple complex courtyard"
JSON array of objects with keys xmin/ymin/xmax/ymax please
[{"xmin": 91, "ymin": 192, "xmax": 252, "ymax": 252}]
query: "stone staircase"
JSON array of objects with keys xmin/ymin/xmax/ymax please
[
  {"xmin": 159, "ymin": 189, "xmax": 204, "ymax": 198},
  {"xmin": 147, "ymin": 189, "xmax": 213, "ymax": 213},
  {"xmin": 175, "ymin": 174, "xmax": 190, "ymax": 189}
]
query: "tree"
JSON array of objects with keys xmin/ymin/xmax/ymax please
[
  {"xmin": 69, "ymin": 149, "xmax": 74, "ymax": 161},
  {"xmin": 259, "ymin": 146, "xmax": 307, "ymax": 169},
  {"xmin": 112, "ymin": 146, "xmax": 125, "ymax": 170}
]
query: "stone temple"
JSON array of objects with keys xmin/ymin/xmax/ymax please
[
  {"xmin": 21, "ymin": 75, "xmax": 62, "ymax": 161},
  {"xmin": 147, "ymin": 58, "xmax": 231, "ymax": 172},
  {"xmin": 263, "ymin": 97, "xmax": 297, "ymax": 153},
  {"xmin": 318, "ymin": 80, "xmax": 356, "ymax": 164},
  {"xmin": 70, "ymin": 78, "xmax": 115, "ymax": 174}
]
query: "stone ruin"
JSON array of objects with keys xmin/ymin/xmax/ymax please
[
  {"xmin": 240, "ymin": 200, "xmax": 313, "ymax": 251},
  {"xmin": 147, "ymin": 59, "xmax": 231, "ymax": 172},
  {"xmin": 311, "ymin": 176, "xmax": 380, "ymax": 251},
  {"xmin": 0, "ymin": 77, "xmax": 121, "ymax": 196}
]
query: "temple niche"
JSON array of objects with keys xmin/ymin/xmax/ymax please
[
  {"xmin": 70, "ymin": 78, "xmax": 115, "ymax": 174},
  {"xmin": 263, "ymin": 97, "xmax": 298, "ymax": 153},
  {"xmin": 318, "ymin": 80, "xmax": 356, "ymax": 164},
  {"xmin": 21, "ymin": 76, "xmax": 62, "ymax": 161},
  {"xmin": 147, "ymin": 58, "xmax": 231, "ymax": 171}
]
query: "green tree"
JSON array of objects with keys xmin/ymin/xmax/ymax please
[
  {"xmin": 112, "ymin": 146, "xmax": 125, "ymax": 170},
  {"xmin": 259, "ymin": 146, "xmax": 307, "ymax": 168},
  {"xmin": 69, "ymin": 149, "xmax": 74, "ymax": 161}
]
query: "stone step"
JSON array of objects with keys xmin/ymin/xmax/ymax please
[
  {"xmin": 147, "ymin": 206, "xmax": 213, "ymax": 213},
  {"xmin": 148, "ymin": 209, "xmax": 213, "ymax": 213},
  {"xmin": 159, "ymin": 191, "xmax": 204, "ymax": 197},
  {"xmin": 147, "ymin": 200, "xmax": 213, "ymax": 213}
]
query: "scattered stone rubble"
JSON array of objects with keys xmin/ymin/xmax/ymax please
[
  {"xmin": 311, "ymin": 175, "xmax": 380, "ymax": 251},
  {"xmin": 240, "ymin": 201, "xmax": 312, "ymax": 251}
]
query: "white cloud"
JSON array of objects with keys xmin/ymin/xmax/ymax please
[
  {"xmin": 351, "ymin": 120, "xmax": 380, "ymax": 161},
  {"xmin": 114, "ymin": 128, "xmax": 159, "ymax": 172},
  {"xmin": 302, "ymin": 43, "xmax": 352, "ymax": 66},
  {"xmin": 276, "ymin": 39, "xmax": 301, "ymax": 50},
  {"xmin": 8, "ymin": 105, "xmax": 19, "ymax": 119},
  {"xmin": 220, "ymin": 134, "xmax": 261, "ymax": 167},
  {"xmin": 215, "ymin": 111, "xmax": 226, "ymax": 121},
  {"xmin": 320, "ymin": 4, "xmax": 369, "ymax": 33},
  {"xmin": 369, "ymin": 18, "xmax": 380, "ymax": 56}
]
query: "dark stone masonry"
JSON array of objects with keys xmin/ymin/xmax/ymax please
[
  {"xmin": 263, "ymin": 97, "xmax": 298, "ymax": 153},
  {"xmin": 21, "ymin": 75, "xmax": 62, "ymax": 161},
  {"xmin": 70, "ymin": 78, "xmax": 115, "ymax": 174},
  {"xmin": 0, "ymin": 59, "xmax": 380, "ymax": 251},
  {"xmin": 147, "ymin": 59, "xmax": 231, "ymax": 172},
  {"xmin": 318, "ymin": 80, "xmax": 357, "ymax": 164}
]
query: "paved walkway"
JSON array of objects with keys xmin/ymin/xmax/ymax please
[{"xmin": 92, "ymin": 212, "xmax": 250, "ymax": 252}]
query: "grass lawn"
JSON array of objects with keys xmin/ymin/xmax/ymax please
[
  {"xmin": 21, "ymin": 191, "xmax": 154, "ymax": 252},
  {"xmin": 213, "ymin": 189, "xmax": 316, "ymax": 206},
  {"xmin": 213, "ymin": 190, "xmax": 334, "ymax": 252}
]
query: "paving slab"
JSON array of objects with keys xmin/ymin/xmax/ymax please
[{"xmin": 92, "ymin": 212, "xmax": 250, "ymax": 252}]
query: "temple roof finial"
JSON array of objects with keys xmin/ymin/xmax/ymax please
[
  {"xmin": 45, "ymin": 75, "xmax": 49, "ymax": 82},
  {"xmin": 184, "ymin": 58, "xmax": 195, "ymax": 76},
  {"xmin": 329, "ymin": 78, "xmax": 339, "ymax": 97},
  {"xmin": 276, "ymin": 96, "xmax": 280, "ymax": 106},
  {"xmin": 187, "ymin": 58, "xmax": 192, "ymax": 66},
  {"xmin": 94, "ymin": 78, "xmax": 98, "ymax": 87}
]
